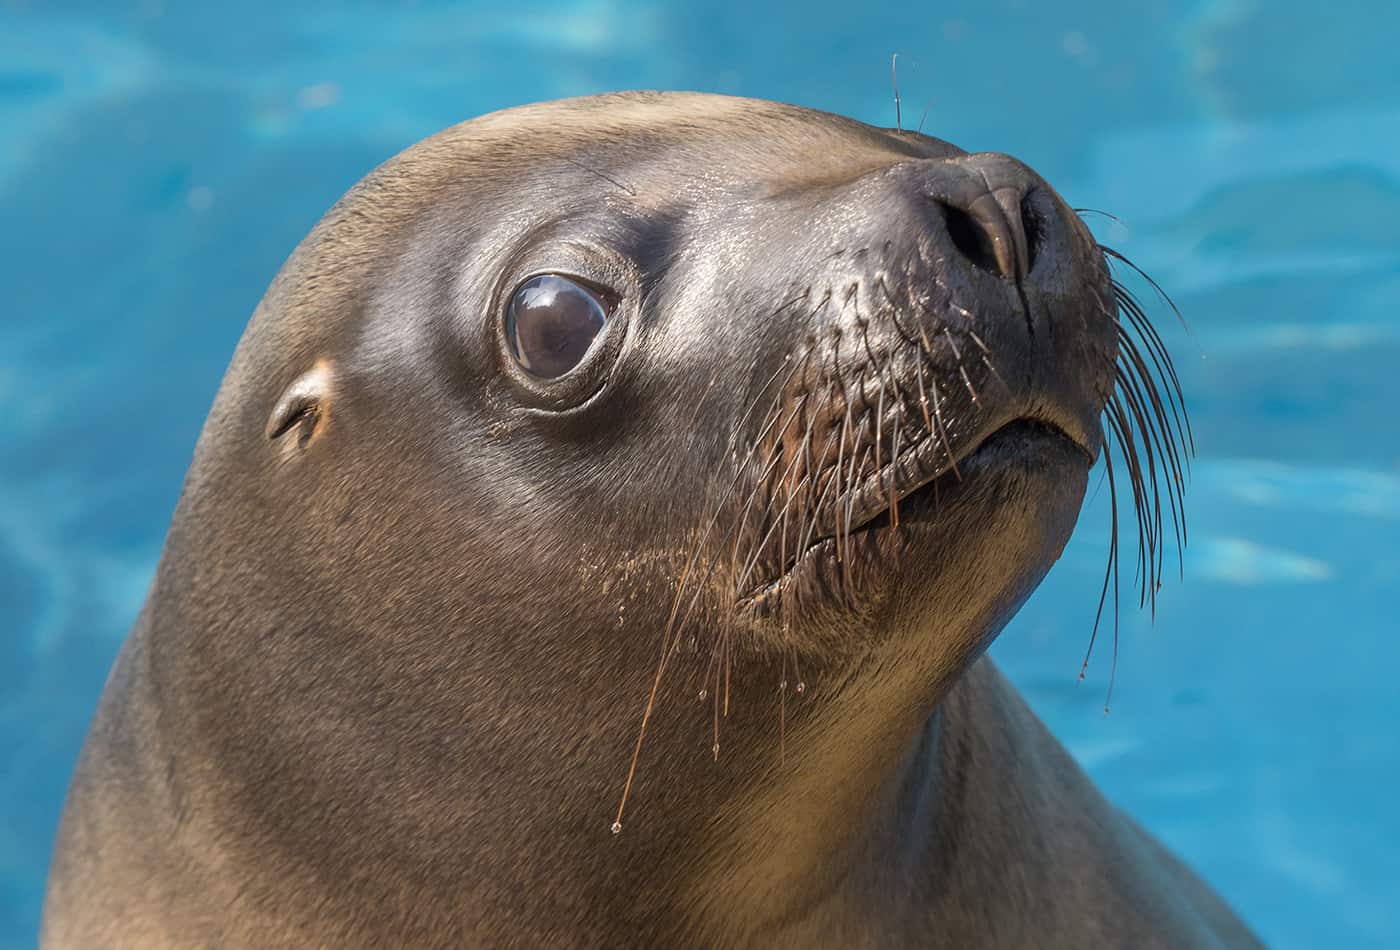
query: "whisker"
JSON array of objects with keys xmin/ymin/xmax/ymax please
[
  {"xmin": 843, "ymin": 443, "xmax": 872, "ymax": 579},
  {"xmin": 1113, "ymin": 282, "xmax": 1195, "ymax": 458},
  {"xmin": 833, "ymin": 392, "xmax": 853, "ymax": 569},
  {"xmin": 1101, "ymin": 245, "xmax": 1188, "ymax": 330},
  {"xmin": 967, "ymin": 329, "xmax": 1010, "ymax": 393},
  {"xmin": 1074, "ymin": 207, "xmax": 1123, "ymax": 225},
  {"xmin": 727, "ymin": 397, "xmax": 808, "ymax": 573},
  {"xmin": 1116, "ymin": 328, "xmax": 1188, "ymax": 573},
  {"xmin": 613, "ymin": 350, "xmax": 804, "ymax": 832},
  {"xmin": 734, "ymin": 412, "xmax": 814, "ymax": 593},
  {"xmin": 889, "ymin": 362, "xmax": 903, "ymax": 531},
  {"xmin": 794, "ymin": 425, "xmax": 843, "ymax": 561},
  {"xmin": 916, "ymin": 96, "xmax": 935, "ymax": 135},
  {"xmin": 891, "ymin": 52, "xmax": 903, "ymax": 133},
  {"xmin": 1106, "ymin": 397, "xmax": 1156, "ymax": 611},
  {"xmin": 874, "ymin": 359, "xmax": 887, "ymax": 489},
  {"xmin": 1113, "ymin": 374, "xmax": 1167, "ymax": 607},
  {"xmin": 942, "ymin": 328, "xmax": 980, "ymax": 406},
  {"xmin": 1081, "ymin": 420, "xmax": 1121, "ymax": 683},
  {"xmin": 928, "ymin": 374, "xmax": 960, "ymax": 480}
]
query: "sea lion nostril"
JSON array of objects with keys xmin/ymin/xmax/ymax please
[
  {"xmin": 940, "ymin": 188, "xmax": 1031, "ymax": 282},
  {"xmin": 943, "ymin": 202, "xmax": 1003, "ymax": 277}
]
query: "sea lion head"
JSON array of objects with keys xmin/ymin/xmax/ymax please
[{"xmin": 154, "ymin": 91, "xmax": 1184, "ymax": 941}]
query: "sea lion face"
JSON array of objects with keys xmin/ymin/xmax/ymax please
[{"xmin": 347, "ymin": 94, "xmax": 1119, "ymax": 668}]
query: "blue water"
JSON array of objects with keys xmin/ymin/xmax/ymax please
[{"xmin": 2, "ymin": 2, "xmax": 1396, "ymax": 946}]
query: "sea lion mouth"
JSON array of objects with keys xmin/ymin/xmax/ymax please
[
  {"xmin": 818, "ymin": 414, "xmax": 1092, "ymax": 541},
  {"xmin": 738, "ymin": 415, "xmax": 1090, "ymax": 608}
]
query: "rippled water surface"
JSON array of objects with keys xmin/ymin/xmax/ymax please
[{"xmin": 2, "ymin": 2, "xmax": 1396, "ymax": 946}]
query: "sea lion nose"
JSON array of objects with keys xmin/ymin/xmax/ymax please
[{"xmin": 933, "ymin": 155, "xmax": 1037, "ymax": 283}]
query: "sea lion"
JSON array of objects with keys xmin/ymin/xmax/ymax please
[{"xmin": 42, "ymin": 91, "xmax": 1261, "ymax": 948}]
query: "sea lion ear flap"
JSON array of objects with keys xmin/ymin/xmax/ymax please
[{"xmin": 266, "ymin": 361, "xmax": 334, "ymax": 448}]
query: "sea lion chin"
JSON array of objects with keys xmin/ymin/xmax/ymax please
[{"xmin": 42, "ymin": 91, "xmax": 1258, "ymax": 949}]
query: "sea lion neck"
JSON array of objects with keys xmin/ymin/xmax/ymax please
[
  {"xmin": 674, "ymin": 603, "xmax": 1014, "ymax": 944},
  {"xmin": 139, "ymin": 566, "xmax": 977, "ymax": 947},
  {"xmin": 683, "ymin": 684, "xmax": 950, "ymax": 940}
]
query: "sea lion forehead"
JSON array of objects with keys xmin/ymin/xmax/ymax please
[
  {"xmin": 405, "ymin": 90, "xmax": 960, "ymax": 196},
  {"xmin": 447, "ymin": 91, "xmax": 924, "ymax": 152}
]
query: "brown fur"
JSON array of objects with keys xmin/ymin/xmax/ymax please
[{"xmin": 44, "ymin": 92, "xmax": 1259, "ymax": 948}]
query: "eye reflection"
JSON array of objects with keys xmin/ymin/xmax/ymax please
[{"xmin": 504, "ymin": 274, "xmax": 611, "ymax": 379}]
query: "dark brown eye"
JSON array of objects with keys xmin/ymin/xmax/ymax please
[{"xmin": 504, "ymin": 274, "xmax": 611, "ymax": 379}]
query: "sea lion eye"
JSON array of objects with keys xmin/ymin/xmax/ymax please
[{"xmin": 504, "ymin": 274, "xmax": 612, "ymax": 379}]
